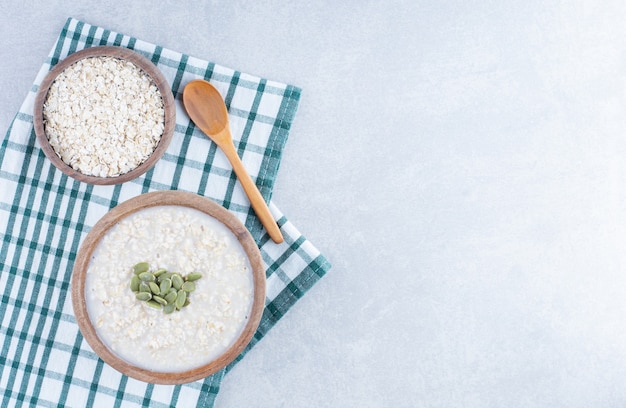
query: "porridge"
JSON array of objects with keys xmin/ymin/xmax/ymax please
[
  {"xmin": 42, "ymin": 56, "xmax": 165, "ymax": 177},
  {"xmin": 85, "ymin": 205, "xmax": 254, "ymax": 372}
]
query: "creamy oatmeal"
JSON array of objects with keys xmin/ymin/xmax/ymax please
[
  {"xmin": 85, "ymin": 205, "xmax": 254, "ymax": 372},
  {"xmin": 43, "ymin": 56, "xmax": 165, "ymax": 177}
]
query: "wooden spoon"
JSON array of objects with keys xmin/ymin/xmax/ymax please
[{"xmin": 183, "ymin": 79, "xmax": 284, "ymax": 243}]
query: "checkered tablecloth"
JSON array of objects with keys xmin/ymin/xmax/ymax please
[{"xmin": 0, "ymin": 17, "xmax": 330, "ymax": 407}]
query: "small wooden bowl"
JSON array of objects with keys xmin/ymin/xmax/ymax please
[
  {"xmin": 71, "ymin": 191, "xmax": 266, "ymax": 384},
  {"xmin": 33, "ymin": 46, "xmax": 176, "ymax": 185}
]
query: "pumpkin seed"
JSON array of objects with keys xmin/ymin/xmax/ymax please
[
  {"xmin": 129, "ymin": 275, "xmax": 140, "ymax": 292},
  {"xmin": 153, "ymin": 268, "xmax": 167, "ymax": 278},
  {"xmin": 159, "ymin": 278, "xmax": 171, "ymax": 294},
  {"xmin": 138, "ymin": 272, "xmax": 155, "ymax": 282},
  {"xmin": 186, "ymin": 272, "xmax": 202, "ymax": 282},
  {"xmin": 146, "ymin": 300, "xmax": 161, "ymax": 309},
  {"xmin": 182, "ymin": 281, "xmax": 196, "ymax": 293},
  {"xmin": 133, "ymin": 262, "xmax": 149, "ymax": 275},
  {"xmin": 163, "ymin": 303, "xmax": 176, "ymax": 314},
  {"xmin": 159, "ymin": 272, "xmax": 173, "ymax": 281},
  {"xmin": 164, "ymin": 291, "xmax": 177, "ymax": 304},
  {"xmin": 153, "ymin": 295, "xmax": 167, "ymax": 305},
  {"xmin": 172, "ymin": 274, "xmax": 184, "ymax": 290},
  {"xmin": 135, "ymin": 292, "xmax": 151, "ymax": 301},
  {"xmin": 149, "ymin": 281, "xmax": 160, "ymax": 295},
  {"xmin": 183, "ymin": 298, "xmax": 190, "ymax": 307},
  {"xmin": 175, "ymin": 290, "xmax": 187, "ymax": 310},
  {"xmin": 139, "ymin": 282, "xmax": 151, "ymax": 293}
]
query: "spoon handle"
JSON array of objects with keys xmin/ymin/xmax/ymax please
[{"xmin": 220, "ymin": 142, "xmax": 284, "ymax": 244}]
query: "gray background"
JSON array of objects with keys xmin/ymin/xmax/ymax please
[{"xmin": 3, "ymin": 1, "xmax": 626, "ymax": 407}]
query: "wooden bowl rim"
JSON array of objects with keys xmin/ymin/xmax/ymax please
[
  {"xmin": 33, "ymin": 46, "xmax": 176, "ymax": 185},
  {"xmin": 71, "ymin": 191, "xmax": 266, "ymax": 384}
]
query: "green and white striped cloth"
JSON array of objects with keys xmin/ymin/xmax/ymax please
[{"xmin": 0, "ymin": 17, "xmax": 330, "ymax": 407}]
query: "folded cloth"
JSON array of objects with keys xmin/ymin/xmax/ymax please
[{"xmin": 0, "ymin": 17, "xmax": 330, "ymax": 407}]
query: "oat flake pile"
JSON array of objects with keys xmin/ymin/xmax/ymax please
[{"xmin": 43, "ymin": 56, "xmax": 165, "ymax": 178}]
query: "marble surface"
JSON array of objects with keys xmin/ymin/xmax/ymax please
[{"xmin": 3, "ymin": 1, "xmax": 626, "ymax": 406}]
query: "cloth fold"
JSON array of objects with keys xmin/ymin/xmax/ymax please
[{"xmin": 0, "ymin": 17, "xmax": 330, "ymax": 407}]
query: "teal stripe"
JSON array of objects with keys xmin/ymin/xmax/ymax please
[
  {"xmin": 240, "ymin": 79, "xmax": 270, "ymax": 241},
  {"xmin": 84, "ymin": 24, "xmax": 98, "ymax": 48},
  {"xmin": 223, "ymin": 71, "xmax": 240, "ymax": 110},
  {"xmin": 109, "ymin": 184, "xmax": 123, "ymax": 209},
  {"xmin": 141, "ymin": 166, "xmax": 156, "ymax": 194},
  {"xmin": 170, "ymin": 53, "xmax": 189, "ymax": 96},
  {"xmin": 86, "ymin": 359, "xmax": 105, "ymax": 405},
  {"xmin": 142, "ymin": 383, "xmax": 154, "ymax": 406},
  {"xmin": 197, "ymin": 141, "xmax": 218, "ymax": 197},
  {"xmin": 113, "ymin": 375, "xmax": 129, "ymax": 408},
  {"xmin": 68, "ymin": 20, "xmax": 85, "ymax": 54},
  {"xmin": 170, "ymin": 124, "xmax": 194, "ymax": 190},
  {"xmin": 113, "ymin": 33, "xmax": 124, "ymax": 46},
  {"xmin": 127, "ymin": 36, "xmax": 137, "ymax": 50},
  {"xmin": 219, "ymin": 72, "xmax": 241, "ymax": 213},
  {"xmin": 57, "ymin": 331, "xmax": 84, "ymax": 405},
  {"xmin": 99, "ymin": 29, "xmax": 111, "ymax": 46},
  {"xmin": 151, "ymin": 45, "xmax": 163, "ymax": 65},
  {"xmin": 169, "ymin": 385, "xmax": 182, "ymax": 407},
  {"xmin": 49, "ymin": 18, "xmax": 71, "ymax": 66},
  {"xmin": 168, "ymin": 54, "xmax": 191, "ymax": 190}
]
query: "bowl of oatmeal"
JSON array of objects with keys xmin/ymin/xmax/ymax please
[
  {"xmin": 33, "ymin": 46, "xmax": 176, "ymax": 185},
  {"xmin": 71, "ymin": 191, "xmax": 266, "ymax": 384}
]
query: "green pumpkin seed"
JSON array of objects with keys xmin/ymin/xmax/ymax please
[
  {"xmin": 159, "ymin": 272, "xmax": 173, "ymax": 281},
  {"xmin": 182, "ymin": 281, "xmax": 196, "ymax": 293},
  {"xmin": 153, "ymin": 295, "xmax": 167, "ymax": 305},
  {"xmin": 138, "ymin": 272, "xmax": 155, "ymax": 282},
  {"xmin": 149, "ymin": 281, "xmax": 160, "ymax": 295},
  {"xmin": 133, "ymin": 262, "xmax": 149, "ymax": 275},
  {"xmin": 153, "ymin": 268, "xmax": 167, "ymax": 278},
  {"xmin": 160, "ymin": 279, "xmax": 172, "ymax": 294},
  {"xmin": 172, "ymin": 274, "xmax": 184, "ymax": 290},
  {"xmin": 175, "ymin": 290, "xmax": 187, "ymax": 310},
  {"xmin": 164, "ymin": 291, "xmax": 177, "ymax": 304},
  {"xmin": 130, "ymin": 275, "xmax": 140, "ymax": 292},
  {"xmin": 183, "ymin": 298, "xmax": 190, "ymax": 307},
  {"xmin": 139, "ymin": 282, "xmax": 151, "ymax": 293},
  {"xmin": 163, "ymin": 303, "xmax": 176, "ymax": 314},
  {"xmin": 185, "ymin": 272, "xmax": 202, "ymax": 282},
  {"xmin": 135, "ymin": 292, "xmax": 151, "ymax": 301},
  {"xmin": 146, "ymin": 300, "xmax": 161, "ymax": 309}
]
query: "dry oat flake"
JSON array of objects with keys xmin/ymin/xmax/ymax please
[{"xmin": 43, "ymin": 56, "xmax": 165, "ymax": 178}]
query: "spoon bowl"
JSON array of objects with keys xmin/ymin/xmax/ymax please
[{"xmin": 183, "ymin": 79, "xmax": 284, "ymax": 243}]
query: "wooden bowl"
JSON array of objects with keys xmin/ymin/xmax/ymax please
[
  {"xmin": 33, "ymin": 46, "xmax": 176, "ymax": 185},
  {"xmin": 71, "ymin": 191, "xmax": 266, "ymax": 384}
]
